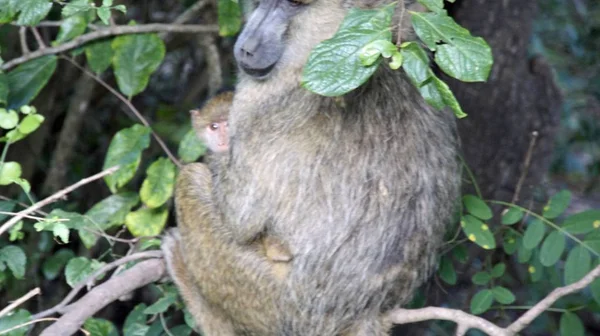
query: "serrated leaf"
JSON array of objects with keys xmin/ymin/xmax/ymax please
[
  {"xmin": 0, "ymin": 162, "xmax": 22, "ymax": 185},
  {"xmin": 14, "ymin": 0, "xmax": 53, "ymax": 26},
  {"xmin": 461, "ymin": 214, "xmax": 496, "ymax": 250},
  {"xmin": 218, "ymin": 0, "xmax": 241, "ymax": 36},
  {"xmin": 562, "ymin": 210, "xmax": 600, "ymax": 235},
  {"xmin": 178, "ymin": 128, "xmax": 207, "ymax": 163},
  {"xmin": 0, "ymin": 245, "xmax": 26, "ymax": 278},
  {"xmin": 543, "ymin": 190, "xmax": 571, "ymax": 219},
  {"xmin": 501, "ymin": 207, "xmax": 523, "ymax": 225},
  {"xmin": 125, "ymin": 207, "xmax": 168, "ymax": 237},
  {"xmin": 17, "ymin": 113, "xmax": 44, "ymax": 134},
  {"xmin": 522, "ymin": 219, "xmax": 545, "ymax": 250},
  {"xmin": 123, "ymin": 304, "xmax": 149, "ymax": 336},
  {"xmin": 7, "ymin": 55, "xmax": 57, "ymax": 109},
  {"xmin": 417, "ymin": 0, "xmax": 445, "ymax": 13},
  {"xmin": 85, "ymin": 40, "xmax": 114, "ymax": 74},
  {"xmin": 564, "ymin": 246, "xmax": 591, "ymax": 285},
  {"xmin": 64, "ymin": 257, "xmax": 105, "ymax": 288},
  {"xmin": 411, "ymin": 11, "xmax": 492, "ymax": 82},
  {"xmin": 471, "ymin": 271, "xmax": 491, "ymax": 285},
  {"xmin": 539, "ymin": 231, "xmax": 566, "ymax": 266},
  {"xmin": 430, "ymin": 74, "xmax": 467, "ymax": 118},
  {"xmin": 112, "ymin": 34, "xmax": 165, "ymax": 97},
  {"xmin": 144, "ymin": 292, "xmax": 177, "ymax": 314},
  {"xmin": 103, "ymin": 124, "xmax": 151, "ymax": 193},
  {"xmin": 0, "ymin": 309, "xmax": 31, "ymax": 336},
  {"xmin": 559, "ymin": 312, "xmax": 584, "ymax": 336},
  {"xmin": 54, "ymin": 13, "xmax": 89, "ymax": 44},
  {"xmin": 400, "ymin": 42, "xmax": 431, "ymax": 86},
  {"xmin": 0, "ymin": 0, "xmax": 18, "ymax": 24},
  {"xmin": 140, "ymin": 157, "xmax": 176, "ymax": 208},
  {"xmin": 463, "ymin": 195, "xmax": 492, "ymax": 220},
  {"xmin": 438, "ymin": 255, "xmax": 456, "ymax": 285},
  {"xmin": 62, "ymin": 0, "xmax": 92, "ymax": 18},
  {"xmin": 470, "ymin": 289, "xmax": 493, "ymax": 315},
  {"xmin": 83, "ymin": 318, "xmax": 119, "ymax": 336},
  {"xmin": 490, "ymin": 263, "xmax": 506, "ymax": 278},
  {"xmin": 97, "ymin": 7, "xmax": 110, "ymax": 25},
  {"xmin": 491, "ymin": 286, "xmax": 515, "ymax": 304},
  {"xmin": 301, "ymin": 4, "xmax": 395, "ymax": 96},
  {"xmin": 0, "ymin": 109, "xmax": 18, "ymax": 129},
  {"xmin": 42, "ymin": 248, "xmax": 75, "ymax": 280},
  {"xmin": 0, "ymin": 72, "xmax": 8, "ymax": 106}
]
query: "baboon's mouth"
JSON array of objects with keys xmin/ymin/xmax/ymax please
[{"xmin": 240, "ymin": 62, "xmax": 277, "ymax": 79}]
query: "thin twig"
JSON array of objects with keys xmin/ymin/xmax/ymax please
[
  {"xmin": 61, "ymin": 56, "xmax": 182, "ymax": 168},
  {"xmin": 0, "ymin": 318, "xmax": 60, "ymax": 335},
  {"xmin": 0, "ymin": 166, "xmax": 119, "ymax": 237},
  {"xmin": 19, "ymin": 27, "xmax": 30, "ymax": 54},
  {"xmin": 0, "ymin": 288, "xmax": 41, "ymax": 319},
  {"xmin": 395, "ymin": 0, "xmax": 406, "ymax": 47},
  {"xmin": 0, "ymin": 196, "xmax": 48, "ymax": 216},
  {"xmin": 33, "ymin": 251, "xmax": 163, "ymax": 320},
  {"xmin": 30, "ymin": 27, "xmax": 47, "ymax": 49},
  {"xmin": 0, "ymin": 211, "xmax": 68, "ymax": 222},
  {"xmin": 511, "ymin": 131, "xmax": 539, "ymax": 204},
  {"xmin": 2, "ymin": 23, "xmax": 219, "ymax": 71}
]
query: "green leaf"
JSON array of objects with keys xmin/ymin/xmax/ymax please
[
  {"xmin": 584, "ymin": 231, "xmax": 600, "ymax": 254},
  {"xmin": 529, "ymin": 250, "xmax": 544, "ymax": 283},
  {"xmin": 562, "ymin": 210, "xmax": 600, "ymax": 235},
  {"xmin": 461, "ymin": 214, "xmax": 496, "ymax": 250},
  {"xmin": 54, "ymin": 13, "xmax": 89, "ymax": 44},
  {"xmin": 0, "ymin": 309, "xmax": 31, "ymax": 336},
  {"xmin": 0, "ymin": 73, "xmax": 8, "ymax": 106},
  {"xmin": 470, "ymin": 289, "xmax": 493, "ymax": 315},
  {"xmin": 491, "ymin": 286, "xmax": 515, "ymax": 304},
  {"xmin": 42, "ymin": 248, "xmax": 75, "ymax": 280},
  {"xmin": 97, "ymin": 7, "xmax": 110, "ymax": 25},
  {"xmin": 559, "ymin": 312, "xmax": 584, "ymax": 336},
  {"xmin": 471, "ymin": 271, "xmax": 491, "ymax": 285},
  {"xmin": 451, "ymin": 244, "xmax": 468, "ymax": 263},
  {"xmin": 417, "ymin": 0, "xmax": 445, "ymax": 13},
  {"xmin": 410, "ymin": 11, "xmax": 492, "ymax": 82},
  {"xmin": 85, "ymin": 40, "xmax": 114, "ymax": 74},
  {"xmin": 125, "ymin": 207, "xmax": 168, "ymax": 237},
  {"xmin": 517, "ymin": 238, "xmax": 532, "ymax": 263},
  {"xmin": 139, "ymin": 238, "xmax": 162, "ymax": 251},
  {"xmin": 144, "ymin": 292, "xmax": 177, "ymax": 314},
  {"xmin": 438, "ymin": 255, "xmax": 456, "ymax": 285},
  {"xmin": 301, "ymin": 4, "xmax": 395, "ymax": 97},
  {"xmin": 83, "ymin": 318, "xmax": 119, "ymax": 336},
  {"xmin": 79, "ymin": 192, "xmax": 139, "ymax": 247},
  {"xmin": 218, "ymin": 0, "xmax": 241, "ymax": 36},
  {"xmin": 429, "ymin": 74, "xmax": 467, "ymax": 118},
  {"xmin": 359, "ymin": 39, "xmax": 398, "ymax": 66},
  {"xmin": 64, "ymin": 257, "xmax": 105, "ymax": 288},
  {"xmin": 400, "ymin": 42, "xmax": 431, "ymax": 87},
  {"xmin": 14, "ymin": 0, "xmax": 53, "ymax": 26},
  {"xmin": 7, "ymin": 55, "xmax": 57, "ymax": 109},
  {"xmin": 501, "ymin": 207, "xmax": 523, "ymax": 225},
  {"xmin": 0, "ymin": 245, "xmax": 26, "ymax": 278},
  {"xmin": 502, "ymin": 230, "xmax": 518, "ymax": 255},
  {"xmin": 591, "ymin": 266, "xmax": 600, "ymax": 305},
  {"xmin": 462, "ymin": 195, "xmax": 492, "ymax": 220},
  {"xmin": 62, "ymin": 0, "xmax": 92, "ymax": 18},
  {"xmin": 140, "ymin": 157, "xmax": 176, "ymax": 208},
  {"xmin": 123, "ymin": 304, "xmax": 149, "ymax": 336},
  {"xmin": 0, "ymin": 0, "xmax": 18, "ymax": 24},
  {"xmin": 522, "ymin": 219, "xmax": 545, "ymax": 250},
  {"xmin": 178, "ymin": 128, "xmax": 207, "ymax": 163},
  {"xmin": 564, "ymin": 246, "xmax": 591, "ymax": 285},
  {"xmin": 490, "ymin": 263, "xmax": 506, "ymax": 278},
  {"xmin": 0, "ymin": 162, "xmax": 22, "ymax": 185},
  {"xmin": 539, "ymin": 231, "xmax": 566, "ymax": 267},
  {"xmin": 0, "ymin": 201, "xmax": 16, "ymax": 222},
  {"xmin": 0, "ymin": 109, "xmax": 19, "ymax": 129},
  {"xmin": 543, "ymin": 190, "xmax": 571, "ymax": 219},
  {"xmin": 103, "ymin": 124, "xmax": 151, "ymax": 193},
  {"xmin": 17, "ymin": 114, "xmax": 44, "ymax": 134},
  {"xmin": 112, "ymin": 34, "xmax": 165, "ymax": 97}
]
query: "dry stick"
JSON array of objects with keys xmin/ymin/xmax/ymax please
[
  {"xmin": 32, "ymin": 250, "xmax": 163, "ymax": 320},
  {"xmin": 388, "ymin": 263, "xmax": 600, "ymax": 336},
  {"xmin": 1, "ymin": 23, "xmax": 219, "ymax": 71},
  {"xmin": 0, "ymin": 288, "xmax": 41, "ymax": 319},
  {"xmin": 61, "ymin": 56, "xmax": 182, "ymax": 168},
  {"xmin": 39, "ymin": 258, "xmax": 166, "ymax": 336},
  {"xmin": 19, "ymin": 27, "xmax": 29, "ymax": 54},
  {"xmin": 510, "ymin": 131, "xmax": 539, "ymax": 204},
  {"xmin": 0, "ymin": 318, "xmax": 69, "ymax": 336},
  {"xmin": 0, "ymin": 166, "xmax": 119, "ymax": 237},
  {"xmin": 30, "ymin": 27, "xmax": 47, "ymax": 49},
  {"xmin": 395, "ymin": 0, "xmax": 406, "ymax": 47}
]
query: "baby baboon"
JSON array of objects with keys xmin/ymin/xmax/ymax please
[{"xmin": 164, "ymin": 0, "xmax": 460, "ymax": 335}]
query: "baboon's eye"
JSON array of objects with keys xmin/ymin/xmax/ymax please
[
  {"xmin": 286, "ymin": 0, "xmax": 304, "ymax": 7},
  {"xmin": 210, "ymin": 123, "xmax": 219, "ymax": 130}
]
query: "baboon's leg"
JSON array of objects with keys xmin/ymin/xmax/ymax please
[
  {"xmin": 162, "ymin": 231, "xmax": 236, "ymax": 335},
  {"xmin": 169, "ymin": 163, "xmax": 283, "ymax": 336}
]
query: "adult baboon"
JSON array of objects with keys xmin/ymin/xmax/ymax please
[{"xmin": 163, "ymin": 0, "xmax": 460, "ymax": 335}]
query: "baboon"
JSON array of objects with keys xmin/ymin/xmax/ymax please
[{"xmin": 163, "ymin": 0, "xmax": 460, "ymax": 335}]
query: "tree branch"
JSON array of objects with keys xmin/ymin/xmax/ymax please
[
  {"xmin": 39, "ymin": 258, "xmax": 166, "ymax": 336},
  {"xmin": 0, "ymin": 288, "xmax": 41, "ymax": 319},
  {"xmin": 1, "ymin": 23, "xmax": 219, "ymax": 71},
  {"xmin": 0, "ymin": 166, "xmax": 119, "ymax": 237}
]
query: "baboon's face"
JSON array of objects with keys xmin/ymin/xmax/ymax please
[{"xmin": 234, "ymin": 0, "xmax": 346, "ymax": 80}]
